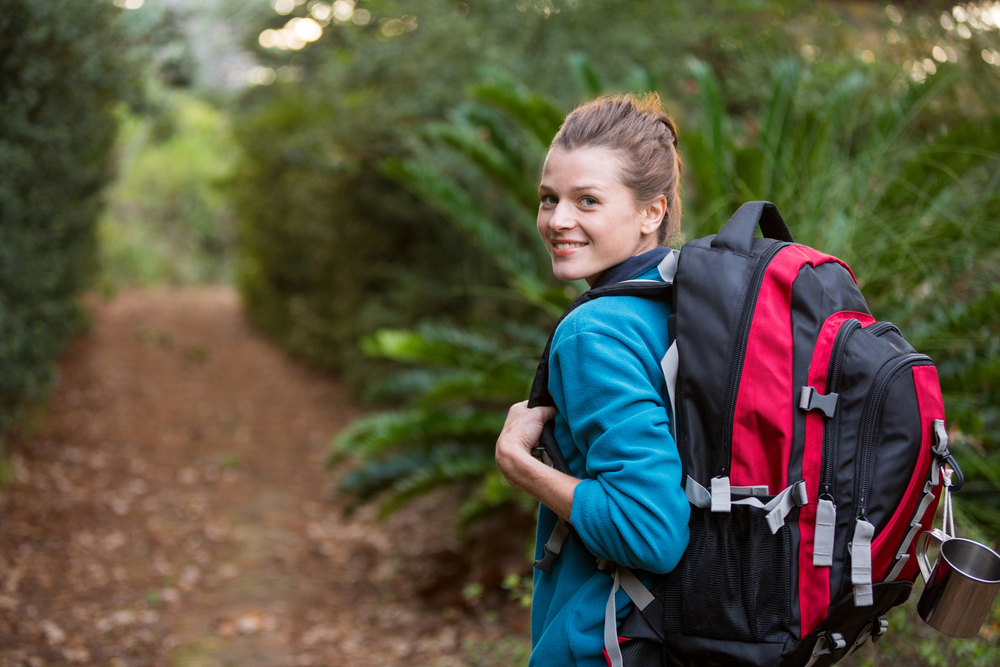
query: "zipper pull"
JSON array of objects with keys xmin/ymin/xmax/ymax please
[
  {"xmin": 851, "ymin": 518, "xmax": 875, "ymax": 606},
  {"xmin": 813, "ymin": 497, "xmax": 836, "ymax": 567}
]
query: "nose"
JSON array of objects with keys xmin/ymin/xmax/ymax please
[{"xmin": 548, "ymin": 201, "xmax": 575, "ymax": 231}]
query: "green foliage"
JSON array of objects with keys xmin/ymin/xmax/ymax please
[
  {"xmin": 99, "ymin": 91, "xmax": 238, "ymax": 289},
  {"xmin": 456, "ymin": 637, "xmax": 532, "ymax": 667},
  {"xmin": 231, "ymin": 0, "xmax": 809, "ymax": 389},
  {"xmin": 0, "ymin": 0, "xmax": 139, "ymax": 435},
  {"xmin": 329, "ymin": 74, "xmax": 593, "ymax": 520},
  {"xmin": 337, "ymin": 41, "xmax": 1000, "ymax": 557}
]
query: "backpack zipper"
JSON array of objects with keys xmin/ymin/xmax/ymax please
[
  {"xmin": 865, "ymin": 321, "xmax": 901, "ymax": 338},
  {"xmin": 819, "ymin": 319, "xmax": 862, "ymax": 499},
  {"xmin": 853, "ymin": 353, "xmax": 932, "ymax": 519},
  {"xmin": 719, "ymin": 241, "xmax": 789, "ymax": 476}
]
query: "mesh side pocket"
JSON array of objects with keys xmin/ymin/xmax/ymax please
[
  {"xmin": 619, "ymin": 638, "xmax": 663, "ymax": 667},
  {"xmin": 659, "ymin": 505, "xmax": 791, "ymax": 643}
]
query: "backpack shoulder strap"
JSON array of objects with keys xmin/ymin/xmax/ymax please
[{"xmin": 528, "ymin": 275, "xmax": 676, "ymax": 409}]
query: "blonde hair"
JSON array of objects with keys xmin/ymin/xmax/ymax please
[{"xmin": 551, "ymin": 92, "xmax": 682, "ymax": 245}]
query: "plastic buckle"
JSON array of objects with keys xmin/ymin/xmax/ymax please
[
  {"xmin": 872, "ymin": 616, "xmax": 889, "ymax": 642},
  {"xmin": 799, "ymin": 386, "xmax": 839, "ymax": 418},
  {"xmin": 533, "ymin": 546, "xmax": 558, "ymax": 574}
]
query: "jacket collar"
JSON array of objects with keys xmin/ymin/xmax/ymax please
[{"xmin": 590, "ymin": 247, "xmax": 671, "ymax": 289}]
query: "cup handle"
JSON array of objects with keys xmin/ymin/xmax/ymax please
[{"xmin": 916, "ymin": 528, "xmax": 950, "ymax": 583}]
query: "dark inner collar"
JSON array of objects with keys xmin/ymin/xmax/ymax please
[{"xmin": 590, "ymin": 247, "xmax": 671, "ymax": 289}]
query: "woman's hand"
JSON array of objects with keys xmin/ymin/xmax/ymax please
[
  {"xmin": 495, "ymin": 400, "xmax": 555, "ymax": 476},
  {"xmin": 496, "ymin": 400, "xmax": 579, "ymax": 522}
]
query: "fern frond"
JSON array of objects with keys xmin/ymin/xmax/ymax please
[
  {"xmin": 423, "ymin": 121, "xmax": 539, "ymax": 210},
  {"xmin": 332, "ymin": 407, "xmax": 505, "ymax": 461},
  {"xmin": 469, "ymin": 79, "xmax": 564, "ymax": 148},
  {"xmin": 378, "ymin": 450, "xmax": 497, "ymax": 518},
  {"xmin": 380, "ymin": 156, "xmax": 545, "ymax": 291}
]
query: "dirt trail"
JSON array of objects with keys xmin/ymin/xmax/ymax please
[{"xmin": 0, "ymin": 288, "xmax": 525, "ymax": 667}]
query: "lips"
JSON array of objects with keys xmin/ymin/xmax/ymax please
[{"xmin": 551, "ymin": 240, "xmax": 588, "ymax": 257}]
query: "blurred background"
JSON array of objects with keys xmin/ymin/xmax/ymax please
[{"xmin": 1, "ymin": 0, "xmax": 999, "ymax": 664}]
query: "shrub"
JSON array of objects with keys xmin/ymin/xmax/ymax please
[{"xmin": 0, "ymin": 0, "xmax": 139, "ymax": 435}]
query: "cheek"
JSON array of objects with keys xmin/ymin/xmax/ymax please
[{"xmin": 536, "ymin": 211, "xmax": 548, "ymax": 237}]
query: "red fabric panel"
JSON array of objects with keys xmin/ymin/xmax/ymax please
[
  {"xmin": 869, "ymin": 365, "xmax": 944, "ymax": 583},
  {"xmin": 797, "ymin": 311, "xmax": 874, "ymax": 637},
  {"xmin": 730, "ymin": 246, "xmax": 855, "ymax": 489}
]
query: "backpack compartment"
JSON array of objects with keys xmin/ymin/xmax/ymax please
[
  {"xmin": 870, "ymin": 364, "xmax": 945, "ymax": 584},
  {"xmin": 799, "ymin": 319, "xmax": 943, "ymax": 632}
]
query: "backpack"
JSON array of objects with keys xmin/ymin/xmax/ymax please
[{"xmin": 528, "ymin": 201, "xmax": 964, "ymax": 667}]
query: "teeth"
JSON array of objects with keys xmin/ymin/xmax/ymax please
[{"xmin": 554, "ymin": 243, "xmax": 586, "ymax": 249}]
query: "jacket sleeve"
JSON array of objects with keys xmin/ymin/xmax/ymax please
[{"xmin": 549, "ymin": 328, "xmax": 690, "ymax": 574}]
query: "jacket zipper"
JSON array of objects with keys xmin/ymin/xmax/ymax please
[
  {"xmin": 819, "ymin": 319, "xmax": 862, "ymax": 498},
  {"xmin": 718, "ymin": 241, "xmax": 789, "ymax": 476},
  {"xmin": 853, "ymin": 353, "xmax": 932, "ymax": 519}
]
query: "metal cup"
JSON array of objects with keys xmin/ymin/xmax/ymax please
[{"xmin": 916, "ymin": 528, "xmax": 1000, "ymax": 638}]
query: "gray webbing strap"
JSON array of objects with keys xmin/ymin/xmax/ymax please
[
  {"xmin": 851, "ymin": 518, "xmax": 875, "ymax": 606},
  {"xmin": 547, "ymin": 519, "xmax": 570, "ymax": 555},
  {"xmin": 813, "ymin": 498, "xmax": 836, "ymax": 567},
  {"xmin": 885, "ymin": 480, "xmax": 938, "ymax": 582},
  {"xmin": 711, "ymin": 476, "xmax": 731, "ymax": 512},
  {"xmin": 733, "ymin": 485, "xmax": 770, "ymax": 497},
  {"xmin": 685, "ymin": 477, "xmax": 806, "ymax": 534},
  {"xmin": 660, "ymin": 341, "xmax": 678, "ymax": 443},
  {"xmin": 617, "ymin": 566, "xmax": 654, "ymax": 610},
  {"xmin": 534, "ymin": 519, "xmax": 571, "ymax": 574},
  {"xmin": 885, "ymin": 554, "xmax": 909, "ymax": 582},
  {"xmin": 604, "ymin": 565, "xmax": 655, "ymax": 667},
  {"xmin": 804, "ymin": 632, "xmax": 846, "ymax": 667},
  {"xmin": 604, "ymin": 567, "xmax": 624, "ymax": 667},
  {"xmin": 686, "ymin": 476, "xmax": 712, "ymax": 507},
  {"xmin": 657, "ymin": 249, "xmax": 680, "ymax": 283},
  {"xmin": 764, "ymin": 481, "xmax": 808, "ymax": 534}
]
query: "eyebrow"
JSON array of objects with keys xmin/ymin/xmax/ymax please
[{"xmin": 537, "ymin": 183, "xmax": 606, "ymax": 193}]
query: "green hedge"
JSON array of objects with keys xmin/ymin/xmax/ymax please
[{"xmin": 0, "ymin": 0, "xmax": 138, "ymax": 433}]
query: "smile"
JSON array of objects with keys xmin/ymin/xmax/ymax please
[{"xmin": 553, "ymin": 242, "xmax": 587, "ymax": 249}]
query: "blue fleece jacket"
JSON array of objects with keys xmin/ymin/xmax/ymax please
[{"xmin": 529, "ymin": 264, "xmax": 690, "ymax": 667}]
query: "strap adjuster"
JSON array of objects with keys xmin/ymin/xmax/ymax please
[{"xmin": 534, "ymin": 546, "xmax": 558, "ymax": 574}]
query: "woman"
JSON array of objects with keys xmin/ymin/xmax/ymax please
[{"xmin": 495, "ymin": 93, "xmax": 690, "ymax": 666}]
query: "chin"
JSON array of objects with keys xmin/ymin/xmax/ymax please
[{"xmin": 551, "ymin": 263, "xmax": 587, "ymax": 283}]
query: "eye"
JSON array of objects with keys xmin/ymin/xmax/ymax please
[
  {"xmin": 580, "ymin": 196, "xmax": 598, "ymax": 207},
  {"xmin": 540, "ymin": 194, "xmax": 557, "ymax": 206}
]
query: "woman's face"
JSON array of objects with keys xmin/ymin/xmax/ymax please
[{"xmin": 537, "ymin": 146, "xmax": 663, "ymax": 286}]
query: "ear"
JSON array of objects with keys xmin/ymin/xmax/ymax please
[{"xmin": 640, "ymin": 196, "xmax": 668, "ymax": 236}]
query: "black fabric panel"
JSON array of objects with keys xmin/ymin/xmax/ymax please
[
  {"xmin": 660, "ymin": 632, "xmax": 785, "ymax": 667},
  {"xmin": 621, "ymin": 600, "xmax": 664, "ymax": 642},
  {"xmin": 828, "ymin": 331, "xmax": 889, "ymax": 598},
  {"xmin": 872, "ymin": 328, "xmax": 916, "ymax": 356},
  {"xmin": 672, "ymin": 237, "xmax": 758, "ymax": 483},
  {"xmin": 864, "ymin": 368, "xmax": 923, "ymax": 534}
]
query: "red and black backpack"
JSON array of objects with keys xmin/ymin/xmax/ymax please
[{"xmin": 528, "ymin": 201, "xmax": 963, "ymax": 667}]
